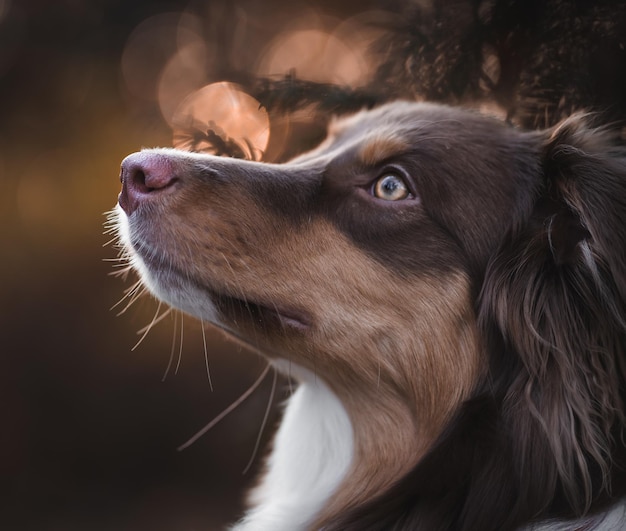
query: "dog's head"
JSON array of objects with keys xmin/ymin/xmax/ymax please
[{"xmin": 115, "ymin": 102, "xmax": 626, "ymax": 529}]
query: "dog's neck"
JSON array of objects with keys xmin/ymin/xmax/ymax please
[
  {"xmin": 231, "ymin": 360, "xmax": 431, "ymax": 530},
  {"xmin": 231, "ymin": 362, "xmax": 353, "ymax": 530}
]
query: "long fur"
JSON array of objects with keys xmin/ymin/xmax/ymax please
[{"xmin": 115, "ymin": 102, "xmax": 626, "ymax": 530}]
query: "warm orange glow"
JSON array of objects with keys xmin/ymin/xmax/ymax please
[
  {"xmin": 331, "ymin": 11, "xmax": 386, "ymax": 84},
  {"xmin": 257, "ymin": 28, "xmax": 367, "ymax": 86},
  {"xmin": 171, "ymin": 82, "xmax": 270, "ymax": 160},
  {"xmin": 255, "ymin": 11, "xmax": 382, "ymax": 88},
  {"xmin": 157, "ymin": 42, "xmax": 209, "ymax": 123}
]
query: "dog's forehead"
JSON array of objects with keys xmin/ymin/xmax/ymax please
[
  {"xmin": 288, "ymin": 102, "xmax": 508, "ymax": 170},
  {"xmin": 329, "ymin": 102, "xmax": 473, "ymax": 139},
  {"xmin": 321, "ymin": 102, "xmax": 504, "ymax": 163}
]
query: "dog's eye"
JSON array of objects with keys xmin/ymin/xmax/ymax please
[{"xmin": 373, "ymin": 174, "xmax": 411, "ymax": 201}]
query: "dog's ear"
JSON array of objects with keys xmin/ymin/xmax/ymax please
[{"xmin": 479, "ymin": 115, "xmax": 626, "ymax": 514}]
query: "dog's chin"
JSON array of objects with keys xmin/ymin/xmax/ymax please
[
  {"xmin": 116, "ymin": 212, "xmax": 316, "ymax": 352},
  {"xmin": 127, "ymin": 244, "xmax": 312, "ymax": 339},
  {"xmin": 134, "ymin": 254, "xmax": 223, "ymax": 323}
]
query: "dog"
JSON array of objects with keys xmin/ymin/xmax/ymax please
[{"xmin": 114, "ymin": 101, "xmax": 626, "ymax": 530}]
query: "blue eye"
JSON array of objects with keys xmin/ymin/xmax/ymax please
[{"xmin": 373, "ymin": 173, "xmax": 410, "ymax": 201}]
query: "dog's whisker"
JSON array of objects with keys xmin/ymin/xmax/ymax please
[
  {"xmin": 136, "ymin": 305, "xmax": 172, "ymax": 335},
  {"xmin": 162, "ymin": 312, "xmax": 179, "ymax": 382},
  {"xmin": 200, "ymin": 318, "xmax": 214, "ymax": 391},
  {"xmin": 111, "ymin": 278, "xmax": 142, "ymax": 306},
  {"xmin": 242, "ymin": 367, "xmax": 278, "ymax": 475},
  {"xmin": 122, "ymin": 281, "xmax": 146, "ymax": 305},
  {"xmin": 110, "ymin": 279, "xmax": 145, "ymax": 314},
  {"xmin": 174, "ymin": 312, "xmax": 184, "ymax": 375},
  {"xmin": 108, "ymin": 264, "xmax": 134, "ymax": 280},
  {"xmin": 108, "ymin": 262, "xmax": 133, "ymax": 269},
  {"xmin": 116, "ymin": 286, "xmax": 147, "ymax": 316},
  {"xmin": 177, "ymin": 364, "xmax": 272, "ymax": 452},
  {"xmin": 102, "ymin": 235, "xmax": 120, "ymax": 247},
  {"xmin": 131, "ymin": 303, "xmax": 172, "ymax": 352}
]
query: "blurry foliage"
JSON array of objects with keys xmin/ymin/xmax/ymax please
[
  {"xmin": 170, "ymin": 0, "xmax": 626, "ymax": 160},
  {"xmin": 174, "ymin": 119, "xmax": 261, "ymax": 160},
  {"xmin": 251, "ymin": 0, "xmax": 626, "ymax": 128},
  {"xmin": 252, "ymin": 71, "xmax": 383, "ymax": 115}
]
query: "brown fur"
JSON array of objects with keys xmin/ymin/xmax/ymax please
[{"xmin": 357, "ymin": 133, "xmax": 411, "ymax": 167}]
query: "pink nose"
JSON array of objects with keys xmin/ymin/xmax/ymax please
[{"xmin": 118, "ymin": 152, "xmax": 178, "ymax": 215}]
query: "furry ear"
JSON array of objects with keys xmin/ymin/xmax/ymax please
[{"xmin": 479, "ymin": 115, "xmax": 626, "ymax": 514}]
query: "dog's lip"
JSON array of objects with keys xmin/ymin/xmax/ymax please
[
  {"xmin": 263, "ymin": 303, "xmax": 312, "ymax": 332},
  {"xmin": 216, "ymin": 294, "xmax": 313, "ymax": 332}
]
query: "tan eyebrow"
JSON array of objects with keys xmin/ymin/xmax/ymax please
[{"xmin": 357, "ymin": 133, "xmax": 409, "ymax": 166}]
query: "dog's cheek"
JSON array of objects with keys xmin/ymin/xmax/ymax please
[{"xmin": 263, "ymin": 263, "xmax": 483, "ymax": 430}]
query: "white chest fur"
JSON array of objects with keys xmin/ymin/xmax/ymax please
[{"xmin": 231, "ymin": 364, "xmax": 354, "ymax": 531}]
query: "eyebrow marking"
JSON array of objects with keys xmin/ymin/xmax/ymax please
[{"xmin": 358, "ymin": 133, "xmax": 409, "ymax": 166}]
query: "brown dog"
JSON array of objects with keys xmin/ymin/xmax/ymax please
[{"xmin": 115, "ymin": 102, "xmax": 626, "ymax": 530}]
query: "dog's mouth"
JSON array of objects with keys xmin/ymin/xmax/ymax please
[{"xmin": 214, "ymin": 293, "xmax": 313, "ymax": 333}]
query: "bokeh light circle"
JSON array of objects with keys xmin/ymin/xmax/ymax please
[
  {"xmin": 171, "ymin": 82, "xmax": 270, "ymax": 160},
  {"xmin": 257, "ymin": 28, "xmax": 366, "ymax": 86}
]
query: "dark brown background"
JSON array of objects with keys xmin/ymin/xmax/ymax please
[{"xmin": 0, "ymin": 0, "xmax": 379, "ymax": 529}]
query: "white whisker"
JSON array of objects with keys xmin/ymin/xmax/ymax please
[
  {"xmin": 243, "ymin": 367, "xmax": 277, "ymax": 475},
  {"xmin": 108, "ymin": 265, "xmax": 134, "ymax": 280},
  {"xmin": 136, "ymin": 306, "xmax": 173, "ymax": 336},
  {"xmin": 200, "ymin": 318, "xmax": 214, "ymax": 391},
  {"xmin": 132, "ymin": 303, "xmax": 171, "ymax": 351},
  {"xmin": 162, "ymin": 312, "xmax": 179, "ymax": 382},
  {"xmin": 116, "ymin": 286, "xmax": 147, "ymax": 316},
  {"xmin": 177, "ymin": 364, "xmax": 271, "ymax": 451},
  {"xmin": 102, "ymin": 235, "xmax": 119, "ymax": 247},
  {"xmin": 110, "ymin": 279, "xmax": 141, "ymax": 310},
  {"xmin": 174, "ymin": 312, "xmax": 184, "ymax": 375},
  {"xmin": 111, "ymin": 280, "xmax": 147, "ymax": 315}
]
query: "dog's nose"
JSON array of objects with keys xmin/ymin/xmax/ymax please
[{"xmin": 118, "ymin": 152, "xmax": 178, "ymax": 215}]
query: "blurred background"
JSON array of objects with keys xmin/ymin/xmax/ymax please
[{"xmin": 0, "ymin": 0, "xmax": 383, "ymax": 529}]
